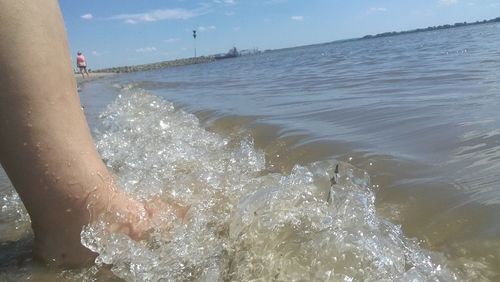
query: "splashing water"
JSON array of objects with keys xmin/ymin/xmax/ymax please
[{"xmin": 77, "ymin": 87, "xmax": 460, "ymax": 281}]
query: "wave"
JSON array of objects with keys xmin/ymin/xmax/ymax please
[{"xmin": 80, "ymin": 87, "xmax": 460, "ymax": 281}]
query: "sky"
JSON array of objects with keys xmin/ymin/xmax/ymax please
[{"xmin": 59, "ymin": 0, "xmax": 500, "ymax": 69}]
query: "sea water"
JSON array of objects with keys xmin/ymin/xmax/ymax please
[{"xmin": 1, "ymin": 22, "xmax": 500, "ymax": 281}]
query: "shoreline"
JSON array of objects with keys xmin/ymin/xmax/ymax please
[{"xmin": 75, "ymin": 72, "xmax": 117, "ymax": 85}]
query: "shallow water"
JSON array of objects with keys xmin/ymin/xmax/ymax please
[{"xmin": 1, "ymin": 23, "xmax": 500, "ymax": 281}]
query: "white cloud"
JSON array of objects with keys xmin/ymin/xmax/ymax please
[
  {"xmin": 110, "ymin": 8, "xmax": 202, "ymax": 24},
  {"xmin": 91, "ymin": 50, "xmax": 102, "ymax": 56},
  {"xmin": 213, "ymin": 0, "xmax": 236, "ymax": 4},
  {"xmin": 81, "ymin": 13, "xmax": 93, "ymax": 20},
  {"xmin": 225, "ymin": 11, "xmax": 235, "ymax": 16},
  {"xmin": 136, "ymin": 47, "xmax": 157, "ymax": 53},
  {"xmin": 164, "ymin": 38, "xmax": 180, "ymax": 43},
  {"xmin": 266, "ymin": 0, "xmax": 288, "ymax": 4},
  {"xmin": 291, "ymin": 16, "xmax": 303, "ymax": 21},
  {"xmin": 438, "ymin": 0, "xmax": 458, "ymax": 6},
  {"xmin": 367, "ymin": 7, "xmax": 388, "ymax": 14},
  {"xmin": 198, "ymin": 25, "xmax": 216, "ymax": 32},
  {"xmin": 232, "ymin": 26, "xmax": 241, "ymax": 32}
]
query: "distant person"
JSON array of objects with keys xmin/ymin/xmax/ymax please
[
  {"xmin": 76, "ymin": 51, "xmax": 89, "ymax": 78},
  {"xmin": 0, "ymin": 0, "xmax": 186, "ymax": 267}
]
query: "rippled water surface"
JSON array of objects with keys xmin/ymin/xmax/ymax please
[{"xmin": 1, "ymin": 23, "xmax": 500, "ymax": 281}]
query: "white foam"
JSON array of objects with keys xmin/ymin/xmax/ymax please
[{"xmin": 81, "ymin": 88, "xmax": 459, "ymax": 281}]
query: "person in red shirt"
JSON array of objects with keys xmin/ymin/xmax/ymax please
[{"xmin": 76, "ymin": 51, "xmax": 89, "ymax": 78}]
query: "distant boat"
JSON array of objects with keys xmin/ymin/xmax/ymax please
[{"xmin": 214, "ymin": 47, "xmax": 239, "ymax": 60}]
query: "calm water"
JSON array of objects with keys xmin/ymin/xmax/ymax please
[{"xmin": 1, "ymin": 23, "xmax": 500, "ymax": 281}]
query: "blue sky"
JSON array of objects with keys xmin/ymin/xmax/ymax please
[{"xmin": 59, "ymin": 0, "xmax": 500, "ymax": 69}]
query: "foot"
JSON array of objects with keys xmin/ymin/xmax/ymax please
[{"xmin": 31, "ymin": 184, "xmax": 188, "ymax": 267}]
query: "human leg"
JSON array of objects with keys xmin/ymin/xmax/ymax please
[
  {"xmin": 79, "ymin": 66, "xmax": 85, "ymax": 78},
  {"xmin": 0, "ymin": 0, "xmax": 168, "ymax": 267}
]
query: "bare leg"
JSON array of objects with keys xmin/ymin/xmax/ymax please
[{"xmin": 0, "ymin": 0, "xmax": 167, "ymax": 267}]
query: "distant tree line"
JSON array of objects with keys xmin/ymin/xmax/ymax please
[{"xmin": 362, "ymin": 16, "xmax": 500, "ymax": 39}]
